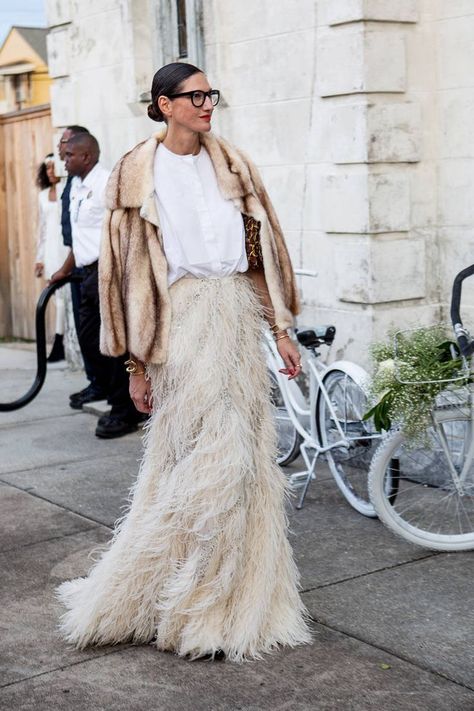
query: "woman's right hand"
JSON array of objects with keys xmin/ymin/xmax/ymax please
[
  {"xmin": 129, "ymin": 374, "xmax": 153, "ymax": 414},
  {"xmin": 34, "ymin": 262, "xmax": 44, "ymax": 278}
]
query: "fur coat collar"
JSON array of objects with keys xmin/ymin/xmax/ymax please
[{"xmin": 99, "ymin": 131, "xmax": 299, "ymax": 364}]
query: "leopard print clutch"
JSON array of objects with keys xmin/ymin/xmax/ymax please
[{"xmin": 243, "ymin": 214, "xmax": 263, "ymax": 270}]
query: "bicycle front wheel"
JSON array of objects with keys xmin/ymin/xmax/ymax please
[
  {"xmin": 317, "ymin": 368, "xmax": 379, "ymax": 517},
  {"xmin": 268, "ymin": 370, "xmax": 301, "ymax": 466},
  {"xmin": 369, "ymin": 408, "xmax": 474, "ymax": 551}
]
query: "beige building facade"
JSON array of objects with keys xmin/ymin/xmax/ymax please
[{"xmin": 45, "ymin": 0, "xmax": 474, "ymax": 362}]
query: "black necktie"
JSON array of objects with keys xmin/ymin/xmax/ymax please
[{"xmin": 61, "ymin": 175, "xmax": 73, "ymax": 247}]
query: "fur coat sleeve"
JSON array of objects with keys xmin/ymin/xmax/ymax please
[{"xmin": 237, "ymin": 149, "xmax": 300, "ymax": 317}]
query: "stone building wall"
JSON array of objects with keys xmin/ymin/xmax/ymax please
[
  {"xmin": 46, "ymin": 0, "xmax": 156, "ymax": 161},
  {"xmin": 45, "ymin": 0, "xmax": 474, "ymax": 364}
]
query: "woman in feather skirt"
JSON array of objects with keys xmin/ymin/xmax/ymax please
[{"xmin": 56, "ymin": 62, "xmax": 311, "ymax": 661}]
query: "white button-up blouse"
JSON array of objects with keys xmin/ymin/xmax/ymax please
[{"xmin": 153, "ymin": 142, "xmax": 248, "ymax": 286}]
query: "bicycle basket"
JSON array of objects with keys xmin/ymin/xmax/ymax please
[{"xmin": 392, "ymin": 323, "xmax": 472, "ymax": 387}]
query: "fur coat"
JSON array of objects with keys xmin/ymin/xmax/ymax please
[{"xmin": 99, "ymin": 131, "xmax": 300, "ymax": 364}]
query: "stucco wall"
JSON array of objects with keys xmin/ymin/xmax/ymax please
[{"xmin": 46, "ymin": 0, "xmax": 157, "ymax": 163}]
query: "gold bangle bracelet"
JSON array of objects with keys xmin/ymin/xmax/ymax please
[
  {"xmin": 275, "ymin": 333, "xmax": 290, "ymax": 342},
  {"xmin": 129, "ymin": 370, "xmax": 146, "ymax": 376},
  {"xmin": 125, "ymin": 357, "xmax": 145, "ymax": 374}
]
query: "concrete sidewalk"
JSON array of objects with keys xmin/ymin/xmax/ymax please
[{"xmin": 0, "ymin": 345, "xmax": 473, "ymax": 710}]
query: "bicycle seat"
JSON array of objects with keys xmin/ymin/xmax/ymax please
[{"xmin": 295, "ymin": 326, "xmax": 336, "ymax": 348}]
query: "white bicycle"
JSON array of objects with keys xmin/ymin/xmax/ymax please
[
  {"xmin": 266, "ymin": 270, "xmax": 381, "ymax": 514},
  {"xmin": 368, "ymin": 265, "xmax": 474, "ymax": 551}
]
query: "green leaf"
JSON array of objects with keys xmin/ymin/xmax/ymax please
[
  {"xmin": 364, "ymin": 391, "xmax": 393, "ymax": 432},
  {"xmin": 362, "ymin": 403, "xmax": 378, "ymax": 421},
  {"xmin": 374, "ymin": 409, "xmax": 382, "ymax": 432}
]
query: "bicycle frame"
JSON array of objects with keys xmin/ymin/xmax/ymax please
[
  {"xmin": 265, "ymin": 331, "xmax": 352, "ymax": 454},
  {"xmin": 266, "ymin": 268, "xmax": 379, "ymax": 511},
  {"xmin": 266, "ymin": 330, "xmax": 378, "ymax": 509},
  {"xmin": 430, "ymin": 386, "xmax": 474, "ymax": 493}
]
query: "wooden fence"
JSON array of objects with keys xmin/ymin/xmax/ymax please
[{"xmin": 0, "ymin": 104, "xmax": 55, "ymax": 340}]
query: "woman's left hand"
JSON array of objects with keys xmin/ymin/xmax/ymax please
[
  {"xmin": 277, "ymin": 334, "xmax": 302, "ymax": 380},
  {"xmin": 129, "ymin": 373, "xmax": 153, "ymax": 414}
]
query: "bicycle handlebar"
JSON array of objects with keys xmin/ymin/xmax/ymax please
[
  {"xmin": 450, "ymin": 264, "xmax": 474, "ymax": 358},
  {"xmin": 0, "ymin": 275, "xmax": 81, "ymax": 412}
]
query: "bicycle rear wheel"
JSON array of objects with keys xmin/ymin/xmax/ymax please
[
  {"xmin": 268, "ymin": 370, "xmax": 302, "ymax": 466},
  {"xmin": 317, "ymin": 368, "xmax": 379, "ymax": 517},
  {"xmin": 369, "ymin": 408, "xmax": 474, "ymax": 550}
]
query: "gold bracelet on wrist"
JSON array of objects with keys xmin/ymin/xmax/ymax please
[
  {"xmin": 269, "ymin": 323, "xmax": 280, "ymax": 334},
  {"xmin": 125, "ymin": 357, "xmax": 145, "ymax": 375},
  {"xmin": 275, "ymin": 333, "xmax": 290, "ymax": 342}
]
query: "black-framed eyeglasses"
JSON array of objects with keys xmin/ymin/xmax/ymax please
[{"xmin": 167, "ymin": 89, "xmax": 220, "ymax": 108}]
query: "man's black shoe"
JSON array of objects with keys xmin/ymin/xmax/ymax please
[
  {"xmin": 47, "ymin": 334, "xmax": 65, "ymax": 363},
  {"xmin": 95, "ymin": 415, "xmax": 139, "ymax": 439},
  {"xmin": 189, "ymin": 649, "xmax": 226, "ymax": 662},
  {"xmin": 69, "ymin": 385, "xmax": 107, "ymax": 410}
]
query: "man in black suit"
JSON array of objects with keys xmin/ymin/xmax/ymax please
[
  {"xmin": 57, "ymin": 125, "xmax": 106, "ymax": 409},
  {"xmin": 52, "ymin": 133, "xmax": 143, "ymax": 438}
]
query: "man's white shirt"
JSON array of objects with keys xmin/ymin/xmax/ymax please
[{"xmin": 69, "ymin": 163, "xmax": 110, "ymax": 267}]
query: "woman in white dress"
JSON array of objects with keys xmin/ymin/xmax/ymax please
[
  {"xmin": 35, "ymin": 154, "xmax": 69, "ymax": 361},
  {"xmin": 56, "ymin": 63, "xmax": 312, "ymax": 661}
]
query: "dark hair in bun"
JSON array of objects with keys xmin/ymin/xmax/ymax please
[{"xmin": 148, "ymin": 62, "xmax": 203, "ymax": 123}]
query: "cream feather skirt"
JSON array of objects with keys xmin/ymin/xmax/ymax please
[{"xmin": 56, "ymin": 274, "xmax": 311, "ymax": 661}]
